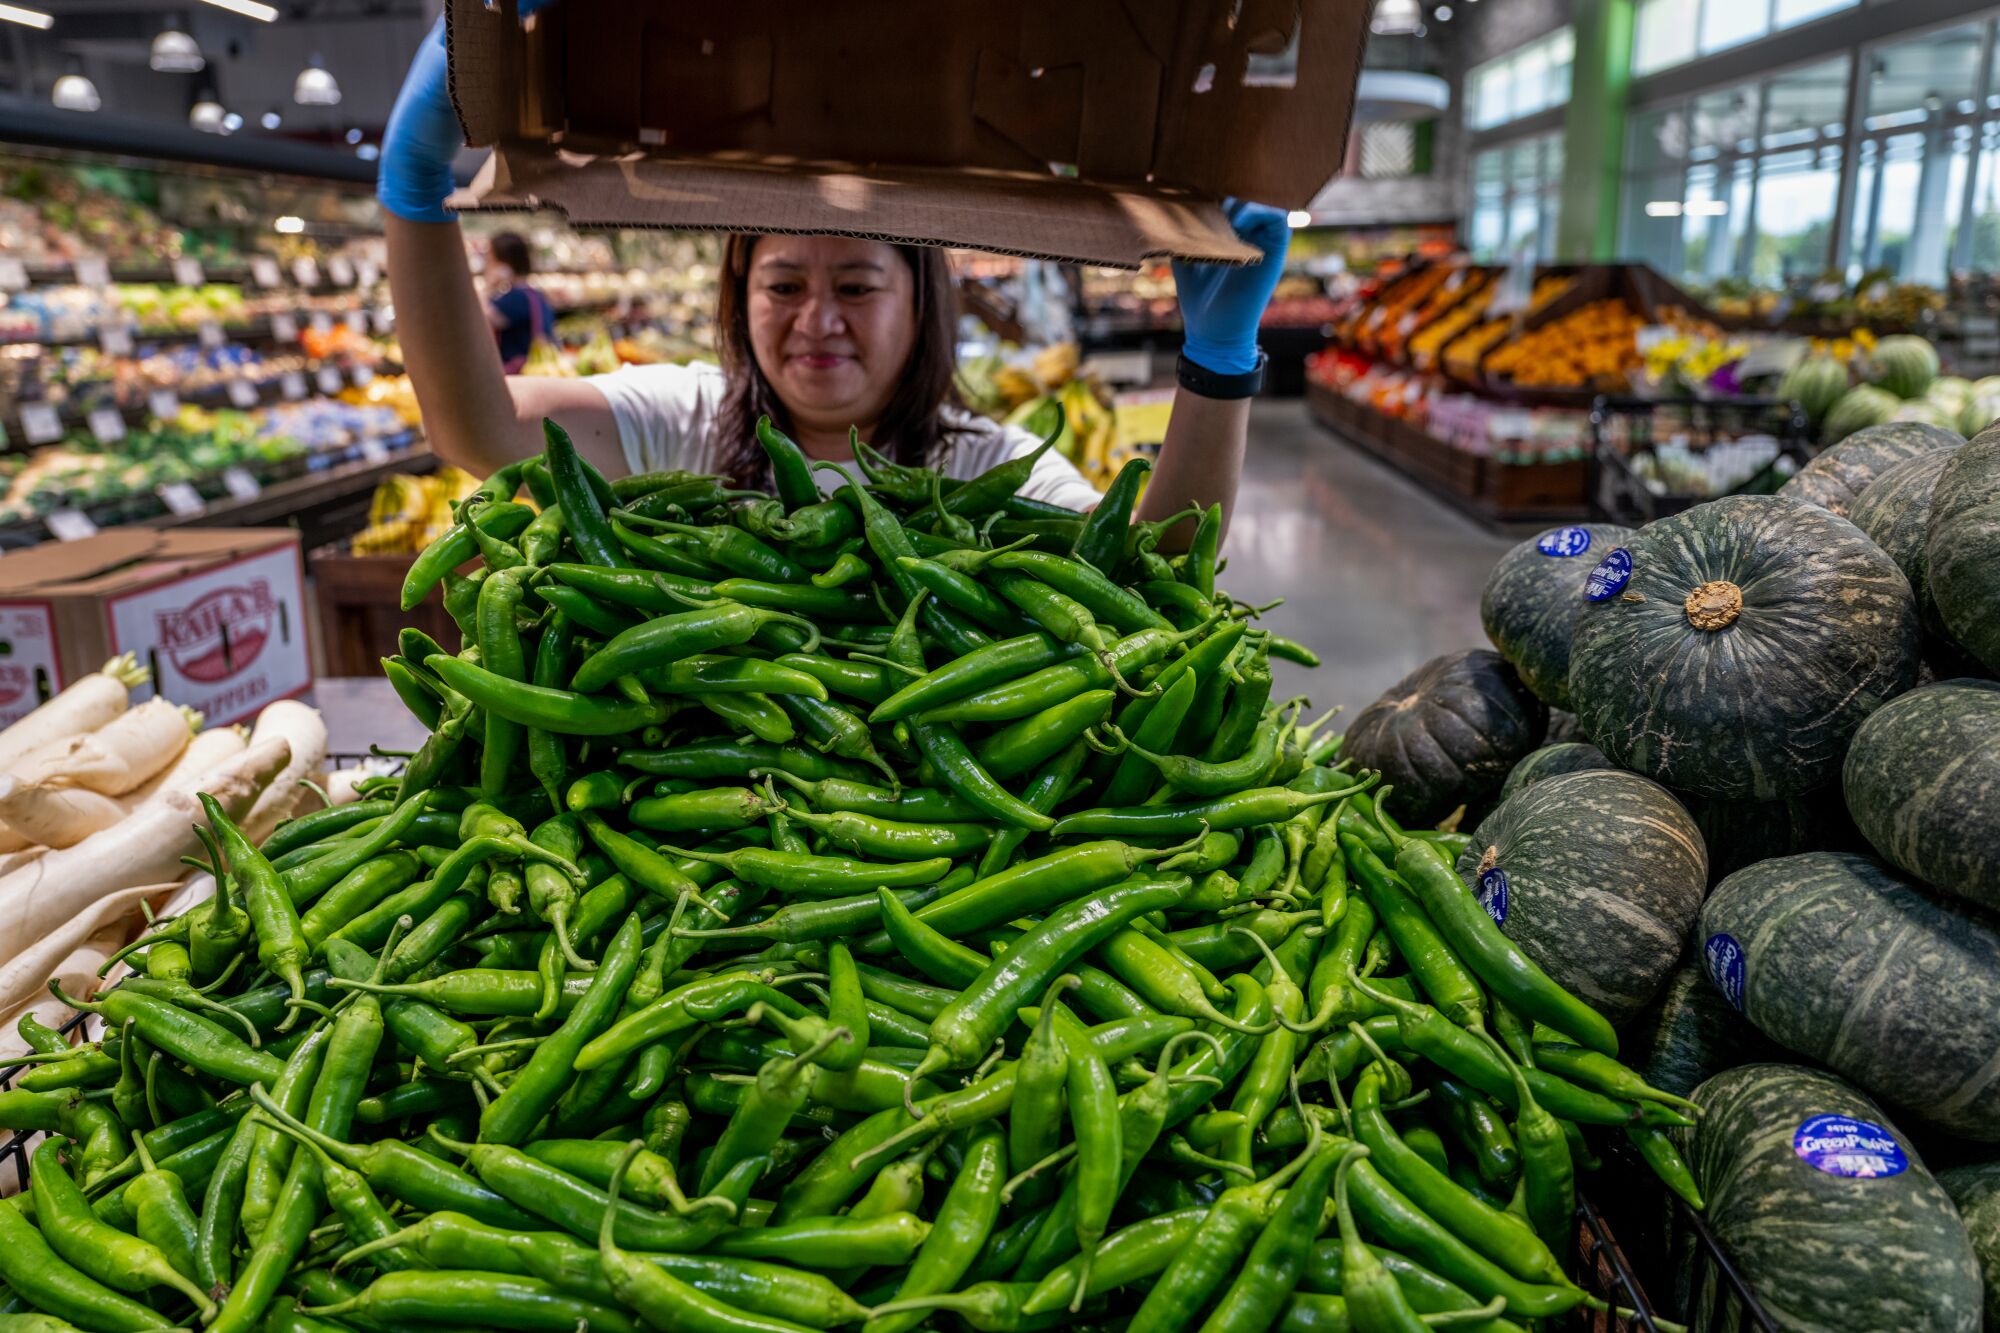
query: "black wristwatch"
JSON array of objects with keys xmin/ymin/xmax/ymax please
[{"xmin": 1176, "ymin": 349, "xmax": 1267, "ymax": 400}]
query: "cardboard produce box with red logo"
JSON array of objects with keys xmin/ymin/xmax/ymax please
[{"xmin": 0, "ymin": 529, "xmax": 311, "ymax": 729}]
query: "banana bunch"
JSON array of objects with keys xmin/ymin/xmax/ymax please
[
  {"xmin": 1060, "ymin": 377, "xmax": 1117, "ymax": 487},
  {"xmin": 352, "ymin": 467, "xmax": 485, "ymax": 555}
]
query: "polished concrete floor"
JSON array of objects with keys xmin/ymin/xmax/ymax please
[
  {"xmin": 312, "ymin": 402, "xmax": 1514, "ymax": 752},
  {"xmin": 1225, "ymin": 400, "xmax": 1516, "ymax": 718}
]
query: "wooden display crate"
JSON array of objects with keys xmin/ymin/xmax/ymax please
[{"xmin": 310, "ymin": 547, "xmax": 459, "ymax": 678}]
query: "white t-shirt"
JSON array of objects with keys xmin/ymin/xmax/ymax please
[{"xmin": 585, "ymin": 362, "xmax": 1100, "ymax": 511}]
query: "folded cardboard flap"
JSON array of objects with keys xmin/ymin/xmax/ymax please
[
  {"xmin": 0, "ymin": 530, "xmax": 296, "ymax": 597},
  {"xmin": 446, "ymin": 0, "xmax": 1365, "ymax": 267}
]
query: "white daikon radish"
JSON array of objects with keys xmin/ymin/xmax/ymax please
[
  {"xmin": 0, "ymin": 825, "xmax": 29, "ymax": 856},
  {"xmin": 0, "ymin": 722, "xmax": 246, "ymax": 850},
  {"xmin": 0, "ymin": 880, "xmax": 177, "ymax": 1029},
  {"xmin": 0, "ymin": 653, "xmax": 148, "ymax": 773},
  {"xmin": 0, "ymin": 847, "xmax": 45, "ymax": 879},
  {"xmin": 135, "ymin": 724, "xmax": 249, "ymax": 802},
  {"xmin": 242, "ymin": 701, "xmax": 328, "ymax": 843},
  {"xmin": 11, "ymin": 698, "xmax": 199, "ymax": 795},
  {"xmin": 322, "ymin": 764, "xmax": 378, "ymax": 806},
  {"xmin": 0, "ymin": 918, "xmax": 126, "ymax": 1171},
  {"xmin": 0, "ymin": 737, "xmax": 289, "ymax": 966}
]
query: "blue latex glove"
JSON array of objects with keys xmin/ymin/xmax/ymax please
[
  {"xmin": 378, "ymin": 16, "xmax": 461, "ymax": 223},
  {"xmin": 1173, "ymin": 201, "xmax": 1292, "ymax": 376}
]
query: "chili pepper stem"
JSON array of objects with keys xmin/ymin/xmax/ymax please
[{"xmin": 1001, "ymin": 1144, "xmax": 1076, "ymax": 1204}]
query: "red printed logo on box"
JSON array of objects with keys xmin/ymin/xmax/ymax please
[
  {"xmin": 156, "ymin": 583, "xmax": 276, "ymax": 684},
  {"xmin": 0, "ymin": 604, "xmax": 60, "ymax": 728}
]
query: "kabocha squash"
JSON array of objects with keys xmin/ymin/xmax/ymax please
[
  {"xmin": 1849, "ymin": 447, "xmax": 1961, "ymax": 638},
  {"xmin": 1679, "ymin": 790, "xmax": 1862, "ymax": 883},
  {"xmin": 1497, "ymin": 741, "xmax": 1613, "ymax": 801},
  {"xmin": 1699, "ymin": 852, "xmax": 2000, "ymax": 1140},
  {"xmin": 1479, "ymin": 523, "xmax": 1636, "ymax": 711},
  {"xmin": 1842, "ymin": 679, "xmax": 2000, "ymax": 913},
  {"xmin": 1778, "ymin": 420, "xmax": 1960, "ymax": 516},
  {"xmin": 1674, "ymin": 1064, "xmax": 1980, "ymax": 1333},
  {"xmin": 1457, "ymin": 769, "xmax": 1706, "ymax": 1025},
  {"xmin": 1927, "ymin": 428, "xmax": 2000, "ymax": 675},
  {"xmin": 1343, "ymin": 649, "xmax": 1546, "ymax": 827},
  {"xmin": 1567, "ymin": 495, "xmax": 1920, "ymax": 800},
  {"xmin": 1621, "ymin": 960, "xmax": 1777, "ymax": 1100},
  {"xmin": 1937, "ymin": 1163, "xmax": 2000, "ymax": 1329}
]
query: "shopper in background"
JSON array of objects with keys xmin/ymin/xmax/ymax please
[
  {"xmin": 379, "ymin": 15, "xmax": 1288, "ymax": 537},
  {"xmin": 483, "ymin": 231, "xmax": 556, "ymax": 374}
]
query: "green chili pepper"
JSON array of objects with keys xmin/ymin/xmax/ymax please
[
  {"xmin": 402, "ymin": 495, "xmax": 534, "ymax": 611},
  {"xmin": 429, "ymin": 653, "xmax": 673, "ymax": 735},
  {"xmin": 1071, "ymin": 457, "xmax": 1152, "ymax": 574}
]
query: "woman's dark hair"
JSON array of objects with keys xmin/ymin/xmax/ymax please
[
  {"xmin": 710, "ymin": 234, "xmax": 965, "ymax": 490},
  {"xmin": 490, "ymin": 232, "xmax": 533, "ymax": 275}
]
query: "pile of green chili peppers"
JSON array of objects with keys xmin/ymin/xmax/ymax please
[{"xmin": 0, "ymin": 418, "xmax": 1704, "ymax": 1333}]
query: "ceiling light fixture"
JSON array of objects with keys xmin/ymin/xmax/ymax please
[
  {"xmin": 1287, "ymin": 210, "xmax": 1314, "ymax": 228},
  {"xmin": 1645, "ymin": 200, "xmax": 1684, "ymax": 217},
  {"xmin": 344, "ymin": 126, "xmax": 363, "ymax": 144},
  {"xmin": 260, "ymin": 107, "xmax": 283, "ymax": 130},
  {"xmin": 52, "ymin": 63, "xmax": 101, "ymax": 112},
  {"xmin": 150, "ymin": 19, "xmax": 203, "ymax": 71},
  {"xmin": 198, "ymin": 0, "xmax": 276, "ymax": 19},
  {"xmin": 275, "ymin": 215, "xmax": 305, "ymax": 234},
  {"xmin": 1434, "ymin": 4, "xmax": 1453, "ymax": 19},
  {"xmin": 294, "ymin": 55, "xmax": 341, "ymax": 106},
  {"xmin": 221, "ymin": 111, "xmax": 243, "ymax": 132},
  {"xmin": 189, "ymin": 93, "xmax": 226, "ymax": 132},
  {"xmin": 0, "ymin": 3, "xmax": 54, "ymax": 30},
  {"xmin": 1371, "ymin": 0, "xmax": 1422, "ymax": 35},
  {"xmin": 355, "ymin": 142, "xmax": 379, "ymax": 161}
]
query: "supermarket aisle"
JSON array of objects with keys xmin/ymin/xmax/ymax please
[{"xmin": 1230, "ymin": 401, "xmax": 1515, "ymax": 716}]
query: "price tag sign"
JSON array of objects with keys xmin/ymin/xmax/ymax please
[
  {"xmin": 317, "ymin": 365, "xmax": 344, "ymax": 395},
  {"xmin": 99, "ymin": 323, "xmax": 133, "ymax": 356},
  {"xmin": 72, "ymin": 256, "xmax": 110, "ymax": 288},
  {"xmin": 86, "ymin": 407, "xmax": 125, "ymax": 444},
  {"xmin": 226, "ymin": 379, "xmax": 260, "ymax": 409},
  {"xmin": 148, "ymin": 390, "xmax": 180, "ymax": 420},
  {"xmin": 351, "ymin": 364, "xmax": 375, "ymax": 388},
  {"xmin": 355, "ymin": 260, "xmax": 380, "ymax": 290},
  {"xmin": 270, "ymin": 311, "xmax": 299, "ymax": 343},
  {"xmin": 327, "ymin": 256, "xmax": 356, "ymax": 287},
  {"xmin": 359, "ymin": 437, "xmax": 390, "ymax": 464},
  {"xmin": 171, "ymin": 257, "xmax": 205, "ymax": 286},
  {"xmin": 46, "ymin": 509, "xmax": 99, "ymax": 542},
  {"xmin": 372, "ymin": 306, "xmax": 394, "ymax": 334},
  {"xmin": 198, "ymin": 320, "xmax": 226, "ymax": 349},
  {"xmin": 280, "ymin": 371, "xmax": 307, "ymax": 401},
  {"xmin": 20, "ymin": 403, "xmax": 63, "ymax": 445},
  {"xmin": 309, "ymin": 311, "xmax": 333, "ymax": 336},
  {"xmin": 222, "ymin": 467, "xmax": 262, "ymax": 500},
  {"xmin": 292, "ymin": 257, "xmax": 322, "ymax": 288},
  {"xmin": 344, "ymin": 309, "xmax": 369, "ymax": 334},
  {"xmin": 0, "ymin": 257, "xmax": 26, "ymax": 291},
  {"xmin": 157, "ymin": 481, "xmax": 204, "ymax": 516},
  {"xmin": 250, "ymin": 256, "xmax": 283, "ymax": 288}
]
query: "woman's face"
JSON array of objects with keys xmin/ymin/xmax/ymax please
[{"xmin": 745, "ymin": 236, "xmax": 918, "ymax": 443}]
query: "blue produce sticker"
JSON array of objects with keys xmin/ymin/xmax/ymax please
[
  {"xmin": 1476, "ymin": 867, "xmax": 1509, "ymax": 925},
  {"xmin": 1585, "ymin": 548, "xmax": 1633, "ymax": 600},
  {"xmin": 1537, "ymin": 526, "xmax": 1594, "ymax": 558},
  {"xmin": 1704, "ymin": 933, "xmax": 1746, "ymax": 1011},
  {"xmin": 1793, "ymin": 1115, "xmax": 1909, "ymax": 1179}
]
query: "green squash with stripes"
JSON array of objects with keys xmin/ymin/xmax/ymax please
[
  {"xmin": 1498, "ymin": 741, "xmax": 1613, "ymax": 802},
  {"xmin": 1674, "ymin": 1064, "xmax": 1979, "ymax": 1333},
  {"xmin": 1781, "ymin": 421, "xmax": 1960, "ymax": 515},
  {"xmin": 1620, "ymin": 959, "xmax": 1777, "ymax": 1100},
  {"xmin": 1927, "ymin": 427, "xmax": 2000, "ymax": 675},
  {"xmin": 1479, "ymin": 523, "xmax": 1635, "ymax": 711},
  {"xmin": 1700, "ymin": 852, "xmax": 2000, "ymax": 1140},
  {"xmin": 1457, "ymin": 769, "xmax": 1707, "ymax": 1025},
  {"xmin": 1849, "ymin": 446, "xmax": 1960, "ymax": 640},
  {"xmin": 1568, "ymin": 495, "xmax": 1920, "ymax": 800},
  {"xmin": 1938, "ymin": 1162, "xmax": 2000, "ymax": 1330},
  {"xmin": 1343, "ymin": 649, "xmax": 1546, "ymax": 827},
  {"xmin": 1842, "ymin": 679, "xmax": 2000, "ymax": 913}
]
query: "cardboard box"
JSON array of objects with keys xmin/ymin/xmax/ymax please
[
  {"xmin": 0, "ymin": 529, "xmax": 312, "ymax": 729},
  {"xmin": 446, "ymin": 0, "xmax": 1367, "ymax": 267}
]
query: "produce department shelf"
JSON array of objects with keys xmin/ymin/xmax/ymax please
[
  {"xmin": 2, "ymin": 295, "xmax": 627, "ymax": 351},
  {"xmin": 1, "ymin": 361, "xmax": 396, "ymax": 450}
]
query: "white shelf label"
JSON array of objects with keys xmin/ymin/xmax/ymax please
[
  {"xmin": 250, "ymin": 256, "xmax": 283, "ymax": 288},
  {"xmin": 344, "ymin": 309, "xmax": 369, "ymax": 334},
  {"xmin": 350, "ymin": 364, "xmax": 374, "ymax": 388},
  {"xmin": 19, "ymin": 403, "xmax": 62, "ymax": 445},
  {"xmin": 72, "ymin": 256, "xmax": 110, "ymax": 288},
  {"xmin": 148, "ymin": 390, "xmax": 181, "ymax": 420},
  {"xmin": 221, "ymin": 467, "xmax": 261, "ymax": 500},
  {"xmin": 280, "ymin": 371, "xmax": 307, "ymax": 401},
  {"xmin": 86, "ymin": 407, "xmax": 125, "ymax": 444},
  {"xmin": 327, "ymin": 257, "xmax": 356, "ymax": 287},
  {"xmin": 354, "ymin": 260, "xmax": 380, "ymax": 289},
  {"xmin": 309, "ymin": 311, "xmax": 333, "ymax": 336},
  {"xmin": 171, "ymin": 257, "xmax": 205, "ymax": 286},
  {"xmin": 359, "ymin": 437, "xmax": 390, "ymax": 464},
  {"xmin": 99, "ymin": 323, "xmax": 133, "ymax": 356},
  {"xmin": 270, "ymin": 311, "xmax": 299, "ymax": 343},
  {"xmin": 157, "ymin": 481, "xmax": 204, "ymax": 516},
  {"xmin": 0, "ymin": 257, "xmax": 26, "ymax": 291},
  {"xmin": 292, "ymin": 257, "xmax": 322, "ymax": 288},
  {"xmin": 198, "ymin": 320, "xmax": 226, "ymax": 349},
  {"xmin": 46, "ymin": 509, "xmax": 98, "ymax": 542},
  {"xmin": 317, "ymin": 365, "xmax": 344, "ymax": 395},
  {"xmin": 372, "ymin": 306, "xmax": 393, "ymax": 334},
  {"xmin": 226, "ymin": 379, "xmax": 260, "ymax": 409}
]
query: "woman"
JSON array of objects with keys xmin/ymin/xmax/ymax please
[
  {"xmin": 482, "ymin": 231, "xmax": 556, "ymax": 374},
  {"xmin": 379, "ymin": 17, "xmax": 1287, "ymax": 536}
]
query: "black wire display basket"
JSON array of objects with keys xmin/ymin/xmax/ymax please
[{"xmin": 1588, "ymin": 395, "xmax": 1813, "ymax": 526}]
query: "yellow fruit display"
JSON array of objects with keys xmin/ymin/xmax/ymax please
[{"xmin": 1485, "ymin": 300, "xmax": 1645, "ymax": 388}]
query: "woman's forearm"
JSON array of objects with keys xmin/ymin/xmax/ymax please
[{"xmin": 1137, "ymin": 388, "xmax": 1251, "ymax": 550}]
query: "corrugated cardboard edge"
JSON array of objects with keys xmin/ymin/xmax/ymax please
[
  {"xmin": 447, "ymin": 146, "xmax": 1262, "ymax": 268},
  {"xmin": 0, "ymin": 529, "xmax": 299, "ymax": 597}
]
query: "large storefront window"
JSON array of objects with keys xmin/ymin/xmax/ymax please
[
  {"xmin": 1634, "ymin": 0, "xmax": 1858, "ymax": 74},
  {"xmin": 1467, "ymin": 30, "xmax": 1575, "ymax": 130},
  {"xmin": 1469, "ymin": 134, "xmax": 1565, "ymax": 261}
]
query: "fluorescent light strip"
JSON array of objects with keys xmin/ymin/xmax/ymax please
[
  {"xmin": 0, "ymin": 3, "xmax": 54, "ymax": 29},
  {"xmin": 198, "ymin": 0, "xmax": 277, "ymax": 22}
]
